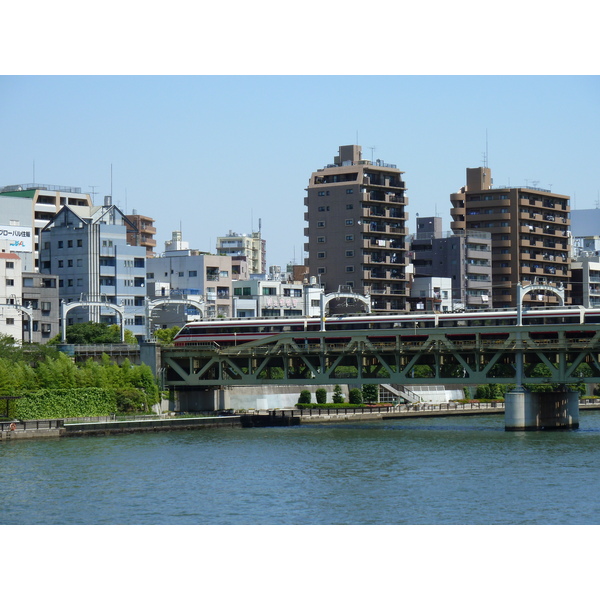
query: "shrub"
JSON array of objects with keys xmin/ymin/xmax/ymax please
[
  {"xmin": 116, "ymin": 388, "xmax": 146, "ymax": 413},
  {"xmin": 315, "ymin": 388, "xmax": 327, "ymax": 404},
  {"xmin": 349, "ymin": 388, "xmax": 363, "ymax": 404},
  {"xmin": 298, "ymin": 390, "xmax": 311, "ymax": 403},
  {"xmin": 332, "ymin": 384, "xmax": 344, "ymax": 403}
]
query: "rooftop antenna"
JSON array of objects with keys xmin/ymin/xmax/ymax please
[
  {"xmin": 89, "ymin": 185, "xmax": 98, "ymax": 202},
  {"xmin": 32, "ymin": 159, "xmax": 35, "ymax": 185},
  {"xmin": 368, "ymin": 146, "xmax": 376, "ymax": 162},
  {"xmin": 483, "ymin": 129, "xmax": 489, "ymax": 168}
]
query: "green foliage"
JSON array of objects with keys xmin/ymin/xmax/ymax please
[
  {"xmin": 13, "ymin": 388, "xmax": 117, "ymax": 420},
  {"xmin": 315, "ymin": 388, "xmax": 327, "ymax": 404},
  {"xmin": 332, "ymin": 384, "xmax": 344, "ymax": 403},
  {"xmin": 299, "ymin": 390, "xmax": 312, "ymax": 403},
  {"xmin": 362, "ymin": 384, "xmax": 378, "ymax": 404},
  {"xmin": 474, "ymin": 383, "xmax": 507, "ymax": 400},
  {"xmin": 153, "ymin": 326, "xmax": 181, "ymax": 345},
  {"xmin": 51, "ymin": 322, "xmax": 137, "ymax": 345},
  {"xmin": 116, "ymin": 388, "xmax": 146, "ymax": 413},
  {"xmin": 463, "ymin": 387, "xmax": 472, "ymax": 400},
  {"xmin": 296, "ymin": 403, "xmax": 365, "ymax": 410},
  {"xmin": 349, "ymin": 388, "xmax": 363, "ymax": 404}
]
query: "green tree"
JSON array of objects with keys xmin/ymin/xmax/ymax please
[
  {"xmin": 349, "ymin": 388, "xmax": 363, "ymax": 404},
  {"xmin": 315, "ymin": 388, "xmax": 327, "ymax": 404},
  {"xmin": 153, "ymin": 326, "xmax": 181, "ymax": 345},
  {"xmin": 298, "ymin": 390, "xmax": 311, "ymax": 404},
  {"xmin": 332, "ymin": 384, "xmax": 344, "ymax": 403},
  {"xmin": 362, "ymin": 384, "xmax": 378, "ymax": 404}
]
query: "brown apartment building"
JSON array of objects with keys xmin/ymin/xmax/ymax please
[
  {"xmin": 126, "ymin": 211, "xmax": 157, "ymax": 257},
  {"xmin": 450, "ymin": 167, "xmax": 571, "ymax": 307},
  {"xmin": 304, "ymin": 144, "xmax": 409, "ymax": 312}
]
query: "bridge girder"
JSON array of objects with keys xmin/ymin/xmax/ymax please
[{"xmin": 162, "ymin": 324, "xmax": 600, "ymax": 388}]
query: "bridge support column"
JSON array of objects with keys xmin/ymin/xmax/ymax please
[{"xmin": 505, "ymin": 388, "xmax": 579, "ymax": 431}]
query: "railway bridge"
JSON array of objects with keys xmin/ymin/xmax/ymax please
[{"xmin": 158, "ymin": 321, "xmax": 600, "ymax": 430}]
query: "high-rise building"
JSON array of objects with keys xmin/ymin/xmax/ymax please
[
  {"xmin": 304, "ymin": 144, "xmax": 408, "ymax": 312},
  {"xmin": 450, "ymin": 167, "xmax": 571, "ymax": 307},
  {"xmin": 216, "ymin": 230, "xmax": 266, "ymax": 275}
]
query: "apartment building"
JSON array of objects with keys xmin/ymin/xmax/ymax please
[
  {"xmin": 0, "ymin": 253, "xmax": 23, "ymax": 340},
  {"xmin": 39, "ymin": 203, "xmax": 147, "ymax": 339},
  {"xmin": 450, "ymin": 167, "xmax": 571, "ymax": 307},
  {"xmin": 216, "ymin": 230, "xmax": 266, "ymax": 275},
  {"xmin": 126, "ymin": 211, "xmax": 157, "ymax": 257},
  {"xmin": 21, "ymin": 272, "xmax": 60, "ymax": 343},
  {"xmin": 147, "ymin": 240, "xmax": 234, "ymax": 322},
  {"xmin": 0, "ymin": 183, "xmax": 93, "ymax": 270},
  {"xmin": 304, "ymin": 144, "xmax": 409, "ymax": 312},
  {"xmin": 410, "ymin": 216, "xmax": 492, "ymax": 310}
]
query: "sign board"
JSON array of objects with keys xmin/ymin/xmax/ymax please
[{"xmin": 0, "ymin": 225, "xmax": 33, "ymax": 252}]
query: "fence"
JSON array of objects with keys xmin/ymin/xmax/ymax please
[{"xmin": 0, "ymin": 419, "xmax": 64, "ymax": 432}]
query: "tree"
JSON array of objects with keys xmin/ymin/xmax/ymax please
[
  {"xmin": 362, "ymin": 384, "xmax": 378, "ymax": 404},
  {"xmin": 298, "ymin": 390, "xmax": 311, "ymax": 404},
  {"xmin": 332, "ymin": 384, "xmax": 344, "ymax": 403},
  {"xmin": 153, "ymin": 326, "xmax": 181, "ymax": 345},
  {"xmin": 315, "ymin": 388, "xmax": 327, "ymax": 404},
  {"xmin": 349, "ymin": 388, "xmax": 363, "ymax": 404},
  {"xmin": 52, "ymin": 322, "xmax": 137, "ymax": 345}
]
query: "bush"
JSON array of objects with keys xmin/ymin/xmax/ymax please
[
  {"xmin": 298, "ymin": 390, "xmax": 311, "ymax": 403},
  {"xmin": 349, "ymin": 388, "xmax": 363, "ymax": 404},
  {"xmin": 116, "ymin": 388, "xmax": 146, "ymax": 413},
  {"xmin": 315, "ymin": 388, "xmax": 327, "ymax": 404},
  {"xmin": 332, "ymin": 384, "xmax": 344, "ymax": 403}
]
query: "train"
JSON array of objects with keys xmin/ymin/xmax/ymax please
[{"xmin": 172, "ymin": 305, "xmax": 600, "ymax": 347}]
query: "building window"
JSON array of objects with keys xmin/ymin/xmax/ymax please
[
  {"xmin": 68, "ymin": 240, "xmax": 73, "ymax": 248},
  {"xmin": 6, "ymin": 279, "xmax": 14, "ymax": 286},
  {"xmin": 346, "ymin": 204, "xmax": 353, "ymax": 210},
  {"xmin": 317, "ymin": 236, "xmax": 326, "ymax": 243},
  {"xmin": 41, "ymin": 302, "xmax": 51, "ymax": 312},
  {"xmin": 189, "ymin": 270, "xmax": 197, "ymax": 277},
  {"xmin": 346, "ymin": 189, "xmax": 354, "ymax": 194},
  {"xmin": 318, "ymin": 206, "xmax": 329, "ymax": 212},
  {"xmin": 345, "ymin": 219, "xmax": 354, "ymax": 226},
  {"xmin": 345, "ymin": 235, "xmax": 354, "ymax": 241},
  {"xmin": 263, "ymin": 287, "xmax": 277, "ymax": 295},
  {"xmin": 6, "ymin": 262, "xmax": 14, "ymax": 269},
  {"xmin": 77, "ymin": 239, "xmax": 83, "ymax": 247},
  {"xmin": 58, "ymin": 241, "xmax": 63, "ymax": 248},
  {"xmin": 68, "ymin": 260, "xmax": 73, "ymax": 267},
  {"xmin": 178, "ymin": 272, "xmax": 184, "ymax": 277},
  {"xmin": 68, "ymin": 279, "xmax": 73, "ymax": 287},
  {"xmin": 317, "ymin": 221, "xmax": 325, "ymax": 228},
  {"xmin": 345, "ymin": 250, "xmax": 355, "ymax": 257},
  {"xmin": 6, "ymin": 318, "xmax": 14, "ymax": 325},
  {"xmin": 346, "ymin": 266, "xmax": 355, "ymax": 272},
  {"xmin": 219, "ymin": 271, "xmax": 229, "ymax": 278},
  {"xmin": 317, "ymin": 267, "xmax": 326, "ymax": 274},
  {"xmin": 317, "ymin": 252, "xmax": 326, "ymax": 259},
  {"xmin": 58, "ymin": 260, "xmax": 63, "ymax": 268}
]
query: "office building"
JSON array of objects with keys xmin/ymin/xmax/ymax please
[
  {"xmin": 304, "ymin": 144, "xmax": 409, "ymax": 312},
  {"xmin": 39, "ymin": 202, "xmax": 147, "ymax": 340},
  {"xmin": 0, "ymin": 183, "xmax": 93, "ymax": 270},
  {"xmin": 450, "ymin": 167, "xmax": 571, "ymax": 307}
]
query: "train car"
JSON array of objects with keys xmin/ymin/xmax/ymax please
[{"xmin": 172, "ymin": 305, "xmax": 600, "ymax": 347}]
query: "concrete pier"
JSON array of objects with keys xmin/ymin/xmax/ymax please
[{"xmin": 505, "ymin": 388, "xmax": 579, "ymax": 431}]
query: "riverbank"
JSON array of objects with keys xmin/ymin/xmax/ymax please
[{"xmin": 3, "ymin": 400, "xmax": 600, "ymax": 441}]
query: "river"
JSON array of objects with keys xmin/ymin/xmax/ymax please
[{"xmin": 2, "ymin": 411, "xmax": 600, "ymax": 525}]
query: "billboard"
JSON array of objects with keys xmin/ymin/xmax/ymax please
[{"xmin": 0, "ymin": 225, "xmax": 33, "ymax": 252}]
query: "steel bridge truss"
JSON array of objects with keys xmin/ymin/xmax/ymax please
[{"xmin": 163, "ymin": 323, "xmax": 600, "ymax": 388}]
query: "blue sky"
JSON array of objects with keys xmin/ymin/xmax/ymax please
[
  {"xmin": 1, "ymin": 75, "xmax": 598, "ymax": 268},
  {"xmin": 0, "ymin": 75, "xmax": 600, "ymax": 266}
]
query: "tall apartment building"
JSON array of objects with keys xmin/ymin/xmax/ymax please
[
  {"xmin": 216, "ymin": 230, "xmax": 266, "ymax": 275},
  {"xmin": 0, "ymin": 253, "xmax": 23, "ymax": 340},
  {"xmin": 0, "ymin": 183, "xmax": 93, "ymax": 270},
  {"xmin": 39, "ymin": 203, "xmax": 147, "ymax": 340},
  {"xmin": 126, "ymin": 211, "xmax": 157, "ymax": 257},
  {"xmin": 450, "ymin": 167, "xmax": 571, "ymax": 307},
  {"xmin": 304, "ymin": 144, "xmax": 409, "ymax": 312},
  {"xmin": 410, "ymin": 216, "xmax": 492, "ymax": 310}
]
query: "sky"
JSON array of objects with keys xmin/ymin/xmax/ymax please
[{"xmin": 1, "ymin": 75, "xmax": 598, "ymax": 269}]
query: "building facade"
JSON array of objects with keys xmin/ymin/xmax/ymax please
[
  {"xmin": 126, "ymin": 211, "xmax": 157, "ymax": 257},
  {"xmin": 21, "ymin": 272, "xmax": 60, "ymax": 343},
  {"xmin": 0, "ymin": 253, "xmax": 23, "ymax": 340},
  {"xmin": 40, "ymin": 203, "xmax": 147, "ymax": 340},
  {"xmin": 304, "ymin": 144, "xmax": 409, "ymax": 312},
  {"xmin": 0, "ymin": 183, "xmax": 93, "ymax": 271},
  {"xmin": 216, "ymin": 230, "xmax": 266, "ymax": 275},
  {"xmin": 450, "ymin": 167, "xmax": 571, "ymax": 307}
]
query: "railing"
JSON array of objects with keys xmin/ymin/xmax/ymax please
[
  {"xmin": 266, "ymin": 402, "xmax": 506, "ymax": 418},
  {"xmin": 1, "ymin": 419, "xmax": 64, "ymax": 432}
]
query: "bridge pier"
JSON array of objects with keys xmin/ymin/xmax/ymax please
[{"xmin": 505, "ymin": 388, "xmax": 579, "ymax": 431}]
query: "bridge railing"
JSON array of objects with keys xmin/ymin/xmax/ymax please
[{"xmin": 0, "ymin": 419, "xmax": 64, "ymax": 432}]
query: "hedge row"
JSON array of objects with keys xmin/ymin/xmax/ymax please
[{"xmin": 10, "ymin": 388, "xmax": 117, "ymax": 420}]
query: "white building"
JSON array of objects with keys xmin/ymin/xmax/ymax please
[
  {"xmin": 0, "ymin": 253, "xmax": 23, "ymax": 340},
  {"xmin": 216, "ymin": 230, "xmax": 265, "ymax": 275},
  {"xmin": 408, "ymin": 276, "xmax": 453, "ymax": 312}
]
